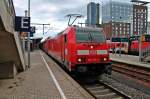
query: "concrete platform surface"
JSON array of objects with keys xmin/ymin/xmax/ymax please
[
  {"xmin": 0, "ymin": 50, "xmax": 93, "ymax": 99},
  {"xmin": 110, "ymin": 54, "xmax": 150, "ymax": 68}
]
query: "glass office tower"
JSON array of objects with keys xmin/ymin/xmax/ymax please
[
  {"xmin": 87, "ymin": 2, "xmax": 100, "ymax": 26},
  {"xmin": 102, "ymin": 1, "xmax": 133, "ymax": 23},
  {"xmin": 102, "ymin": 1, "xmax": 133, "ymax": 38}
]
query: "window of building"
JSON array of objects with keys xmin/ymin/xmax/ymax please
[
  {"xmin": 116, "ymin": 31, "xmax": 118, "ymax": 35},
  {"xmin": 112, "ymin": 27, "xmax": 114, "ymax": 30},
  {"xmin": 5, "ymin": 0, "xmax": 10, "ymax": 8},
  {"xmin": 135, "ymin": 29, "xmax": 136, "ymax": 31},
  {"xmin": 141, "ymin": 15, "xmax": 143, "ymax": 18},
  {"xmin": 141, "ymin": 9, "xmax": 143, "ymax": 12},
  {"xmin": 141, "ymin": 23, "xmax": 143, "ymax": 26}
]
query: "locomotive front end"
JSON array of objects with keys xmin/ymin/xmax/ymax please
[{"xmin": 73, "ymin": 27, "xmax": 112, "ymax": 76}]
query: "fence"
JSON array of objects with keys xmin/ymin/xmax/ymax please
[{"xmin": 142, "ymin": 46, "xmax": 150, "ymax": 62}]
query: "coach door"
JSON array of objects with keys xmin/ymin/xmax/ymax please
[{"xmin": 62, "ymin": 34, "xmax": 67, "ymax": 63}]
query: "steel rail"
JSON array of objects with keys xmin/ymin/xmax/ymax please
[
  {"xmin": 82, "ymin": 80, "xmax": 132, "ymax": 99},
  {"xmin": 112, "ymin": 61, "xmax": 150, "ymax": 88}
]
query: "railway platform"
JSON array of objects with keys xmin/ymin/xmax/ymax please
[
  {"xmin": 110, "ymin": 54, "xmax": 150, "ymax": 68},
  {"xmin": 0, "ymin": 50, "xmax": 93, "ymax": 99}
]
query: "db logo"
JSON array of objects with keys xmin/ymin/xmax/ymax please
[{"xmin": 90, "ymin": 50, "xmax": 96, "ymax": 54}]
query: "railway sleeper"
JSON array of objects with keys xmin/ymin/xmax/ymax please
[
  {"xmin": 91, "ymin": 89, "xmax": 111, "ymax": 95},
  {"xmin": 86, "ymin": 86, "xmax": 105, "ymax": 90},
  {"xmin": 113, "ymin": 97, "xmax": 124, "ymax": 99},
  {"xmin": 96, "ymin": 92, "xmax": 119, "ymax": 99}
]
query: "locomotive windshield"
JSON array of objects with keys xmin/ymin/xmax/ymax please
[{"xmin": 76, "ymin": 30, "xmax": 105, "ymax": 43}]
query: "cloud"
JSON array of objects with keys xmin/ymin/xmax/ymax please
[
  {"xmin": 13, "ymin": 0, "xmax": 150, "ymax": 38},
  {"xmin": 13, "ymin": 0, "xmax": 88, "ymax": 37}
]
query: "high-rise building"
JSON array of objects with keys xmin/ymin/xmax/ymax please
[
  {"xmin": 102, "ymin": 1, "xmax": 133, "ymax": 23},
  {"xmin": 87, "ymin": 2, "xmax": 99, "ymax": 26},
  {"xmin": 133, "ymin": 5, "xmax": 148, "ymax": 35},
  {"xmin": 147, "ymin": 22, "xmax": 150, "ymax": 34},
  {"xmin": 102, "ymin": 1, "xmax": 133, "ymax": 39}
]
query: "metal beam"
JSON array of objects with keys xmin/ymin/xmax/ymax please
[{"xmin": 31, "ymin": 23, "xmax": 50, "ymax": 34}]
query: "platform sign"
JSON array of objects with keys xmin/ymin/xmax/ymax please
[
  {"xmin": 30, "ymin": 26, "xmax": 36, "ymax": 37},
  {"xmin": 15, "ymin": 16, "xmax": 30, "ymax": 32}
]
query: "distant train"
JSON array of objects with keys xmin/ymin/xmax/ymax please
[
  {"xmin": 42, "ymin": 26, "xmax": 112, "ymax": 77},
  {"xmin": 128, "ymin": 35, "xmax": 150, "ymax": 55},
  {"xmin": 107, "ymin": 37, "xmax": 129, "ymax": 54},
  {"xmin": 107, "ymin": 35, "xmax": 150, "ymax": 55}
]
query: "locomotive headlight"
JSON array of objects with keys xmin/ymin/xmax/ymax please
[
  {"xmin": 90, "ymin": 46, "xmax": 93, "ymax": 49},
  {"xmin": 103, "ymin": 58, "xmax": 107, "ymax": 61},
  {"xmin": 78, "ymin": 58, "xmax": 82, "ymax": 62}
]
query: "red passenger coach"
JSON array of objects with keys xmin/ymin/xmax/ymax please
[
  {"xmin": 107, "ymin": 37, "xmax": 129, "ymax": 54},
  {"xmin": 129, "ymin": 35, "xmax": 150, "ymax": 55},
  {"xmin": 44, "ymin": 26, "xmax": 111, "ymax": 76}
]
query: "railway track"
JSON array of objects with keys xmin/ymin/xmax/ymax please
[
  {"xmin": 83, "ymin": 80, "xmax": 131, "ymax": 99},
  {"xmin": 112, "ymin": 61, "xmax": 150, "ymax": 88}
]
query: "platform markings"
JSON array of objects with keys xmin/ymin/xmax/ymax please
[{"xmin": 40, "ymin": 52, "xmax": 67, "ymax": 99}]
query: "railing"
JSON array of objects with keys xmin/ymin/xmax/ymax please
[{"xmin": 142, "ymin": 46, "xmax": 150, "ymax": 61}]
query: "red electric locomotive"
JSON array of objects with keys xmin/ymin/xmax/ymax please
[{"xmin": 44, "ymin": 26, "xmax": 111, "ymax": 76}]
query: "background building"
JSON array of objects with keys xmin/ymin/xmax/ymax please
[
  {"xmin": 102, "ymin": 1, "xmax": 133, "ymax": 39},
  {"xmin": 87, "ymin": 2, "xmax": 99, "ymax": 26},
  {"xmin": 147, "ymin": 22, "xmax": 150, "ymax": 34},
  {"xmin": 103, "ymin": 22, "xmax": 131, "ymax": 39},
  {"xmin": 102, "ymin": 1, "xmax": 133, "ymax": 23},
  {"xmin": 133, "ymin": 5, "xmax": 148, "ymax": 35}
]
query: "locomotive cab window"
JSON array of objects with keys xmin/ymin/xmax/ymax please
[
  {"xmin": 90, "ymin": 32, "xmax": 105, "ymax": 42},
  {"xmin": 76, "ymin": 31, "xmax": 90, "ymax": 42},
  {"xmin": 76, "ymin": 29, "xmax": 105, "ymax": 43}
]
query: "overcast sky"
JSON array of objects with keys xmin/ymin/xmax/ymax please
[{"xmin": 13, "ymin": 0, "xmax": 150, "ymax": 38}]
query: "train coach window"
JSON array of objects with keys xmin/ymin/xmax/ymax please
[
  {"xmin": 111, "ymin": 38, "xmax": 120, "ymax": 42},
  {"xmin": 111, "ymin": 37, "xmax": 128, "ymax": 42},
  {"xmin": 121, "ymin": 38, "xmax": 129, "ymax": 42}
]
